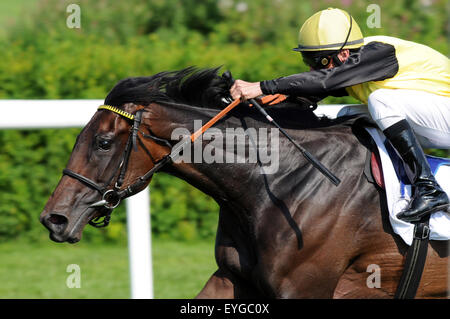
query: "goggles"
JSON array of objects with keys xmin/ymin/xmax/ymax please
[{"xmin": 302, "ymin": 54, "xmax": 333, "ymax": 70}]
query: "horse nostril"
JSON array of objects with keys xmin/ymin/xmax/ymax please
[
  {"xmin": 45, "ymin": 213, "xmax": 69, "ymax": 234},
  {"xmin": 48, "ymin": 214, "xmax": 67, "ymax": 225}
]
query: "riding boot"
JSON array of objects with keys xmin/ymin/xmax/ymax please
[{"xmin": 383, "ymin": 120, "xmax": 449, "ymax": 222}]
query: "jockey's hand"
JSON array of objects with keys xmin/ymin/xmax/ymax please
[{"xmin": 230, "ymin": 80, "xmax": 263, "ymax": 101}]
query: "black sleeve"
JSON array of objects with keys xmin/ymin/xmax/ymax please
[
  {"xmin": 260, "ymin": 41, "xmax": 399, "ymax": 96},
  {"xmin": 297, "ymin": 89, "xmax": 348, "ymax": 105}
]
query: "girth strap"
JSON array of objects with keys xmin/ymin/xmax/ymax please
[{"xmin": 394, "ymin": 217, "xmax": 431, "ymax": 299}]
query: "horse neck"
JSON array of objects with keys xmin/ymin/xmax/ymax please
[{"xmin": 145, "ymin": 102, "xmax": 243, "ymax": 202}]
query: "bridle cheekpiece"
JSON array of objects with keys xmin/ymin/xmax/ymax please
[{"xmin": 62, "ymin": 105, "xmax": 173, "ymax": 227}]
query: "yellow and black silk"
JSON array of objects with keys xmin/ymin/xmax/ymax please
[{"xmin": 261, "ymin": 36, "xmax": 450, "ymax": 104}]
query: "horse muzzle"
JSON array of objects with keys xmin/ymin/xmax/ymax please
[{"xmin": 40, "ymin": 212, "xmax": 81, "ymax": 243}]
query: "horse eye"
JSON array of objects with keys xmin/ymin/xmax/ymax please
[{"xmin": 97, "ymin": 138, "xmax": 113, "ymax": 151}]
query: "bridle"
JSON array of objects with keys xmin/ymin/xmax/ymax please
[
  {"xmin": 61, "ymin": 94, "xmax": 338, "ymax": 227},
  {"xmin": 62, "ymin": 105, "xmax": 173, "ymax": 227},
  {"xmin": 61, "ymin": 98, "xmax": 240, "ymax": 228}
]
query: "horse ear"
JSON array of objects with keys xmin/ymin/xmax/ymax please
[{"xmin": 221, "ymin": 70, "xmax": 234, "ymax": 88}]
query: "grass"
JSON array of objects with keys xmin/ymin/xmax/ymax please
[{"xmin": 0, "ymin": 238, "xmax": 216, "ymax": 299}]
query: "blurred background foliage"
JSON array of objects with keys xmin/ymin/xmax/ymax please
[{"xmin": 0, "ymin": 0, "xmax": 448, "ymax": 244}]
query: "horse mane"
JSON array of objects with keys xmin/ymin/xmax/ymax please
[
  {"xmin": 104, "ymin": 66, "xmax": 357, "ymax": 129},
  {"xmin": 104, "ymin": 66, "xmax": 230, "ymax": 109}
]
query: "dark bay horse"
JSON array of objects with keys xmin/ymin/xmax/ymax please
[{"xmin": 40, "ymin": 67, "xmax": 449, "ymax": 298}]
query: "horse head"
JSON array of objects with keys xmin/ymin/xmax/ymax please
[
  {"xmin": 40, "ymin": 67, "xmax": 233, "ymax": 243},
  {"xmin": 39, "ymin": 102, "xmax": 173, "ymax": 243}
]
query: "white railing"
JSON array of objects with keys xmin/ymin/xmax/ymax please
[{"xmin": 0, "ymin": 99, "xmax": 153, "ymax": 299}]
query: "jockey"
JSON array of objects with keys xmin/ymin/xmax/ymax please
[{"xmin": 230, "ymin": 7, "xmax": 450, "ymax": 223}]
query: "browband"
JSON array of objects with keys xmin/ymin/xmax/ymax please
[{"xmin": 98, "ymin": 105, "xmax": 135, "ymax": 121}]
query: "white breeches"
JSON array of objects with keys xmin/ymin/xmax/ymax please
[{"xmin": 367, "ymin": 89, "xmax": 450, "ymax": 149}]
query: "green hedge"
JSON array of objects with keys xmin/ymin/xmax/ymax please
[{"xmin": 0, "ymin": 0, "xmax": 448, "ymax": 243}]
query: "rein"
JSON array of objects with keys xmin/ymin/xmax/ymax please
[
  {"xmin": 62, "ymin": 99, "xmax": 246, "ymax": 227},
  {"xmin": 61, "ymin": 94, "xmax": 317, "ymax": 227}
]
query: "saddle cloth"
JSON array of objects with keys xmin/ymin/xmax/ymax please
[{"xmin": 366, "ymin": 127, "xmax": 450, "ymax": 246}]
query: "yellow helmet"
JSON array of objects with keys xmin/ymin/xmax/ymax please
[{"xmin": 293, "ymin": 8, "xmax": 364, "ymax": 52}]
